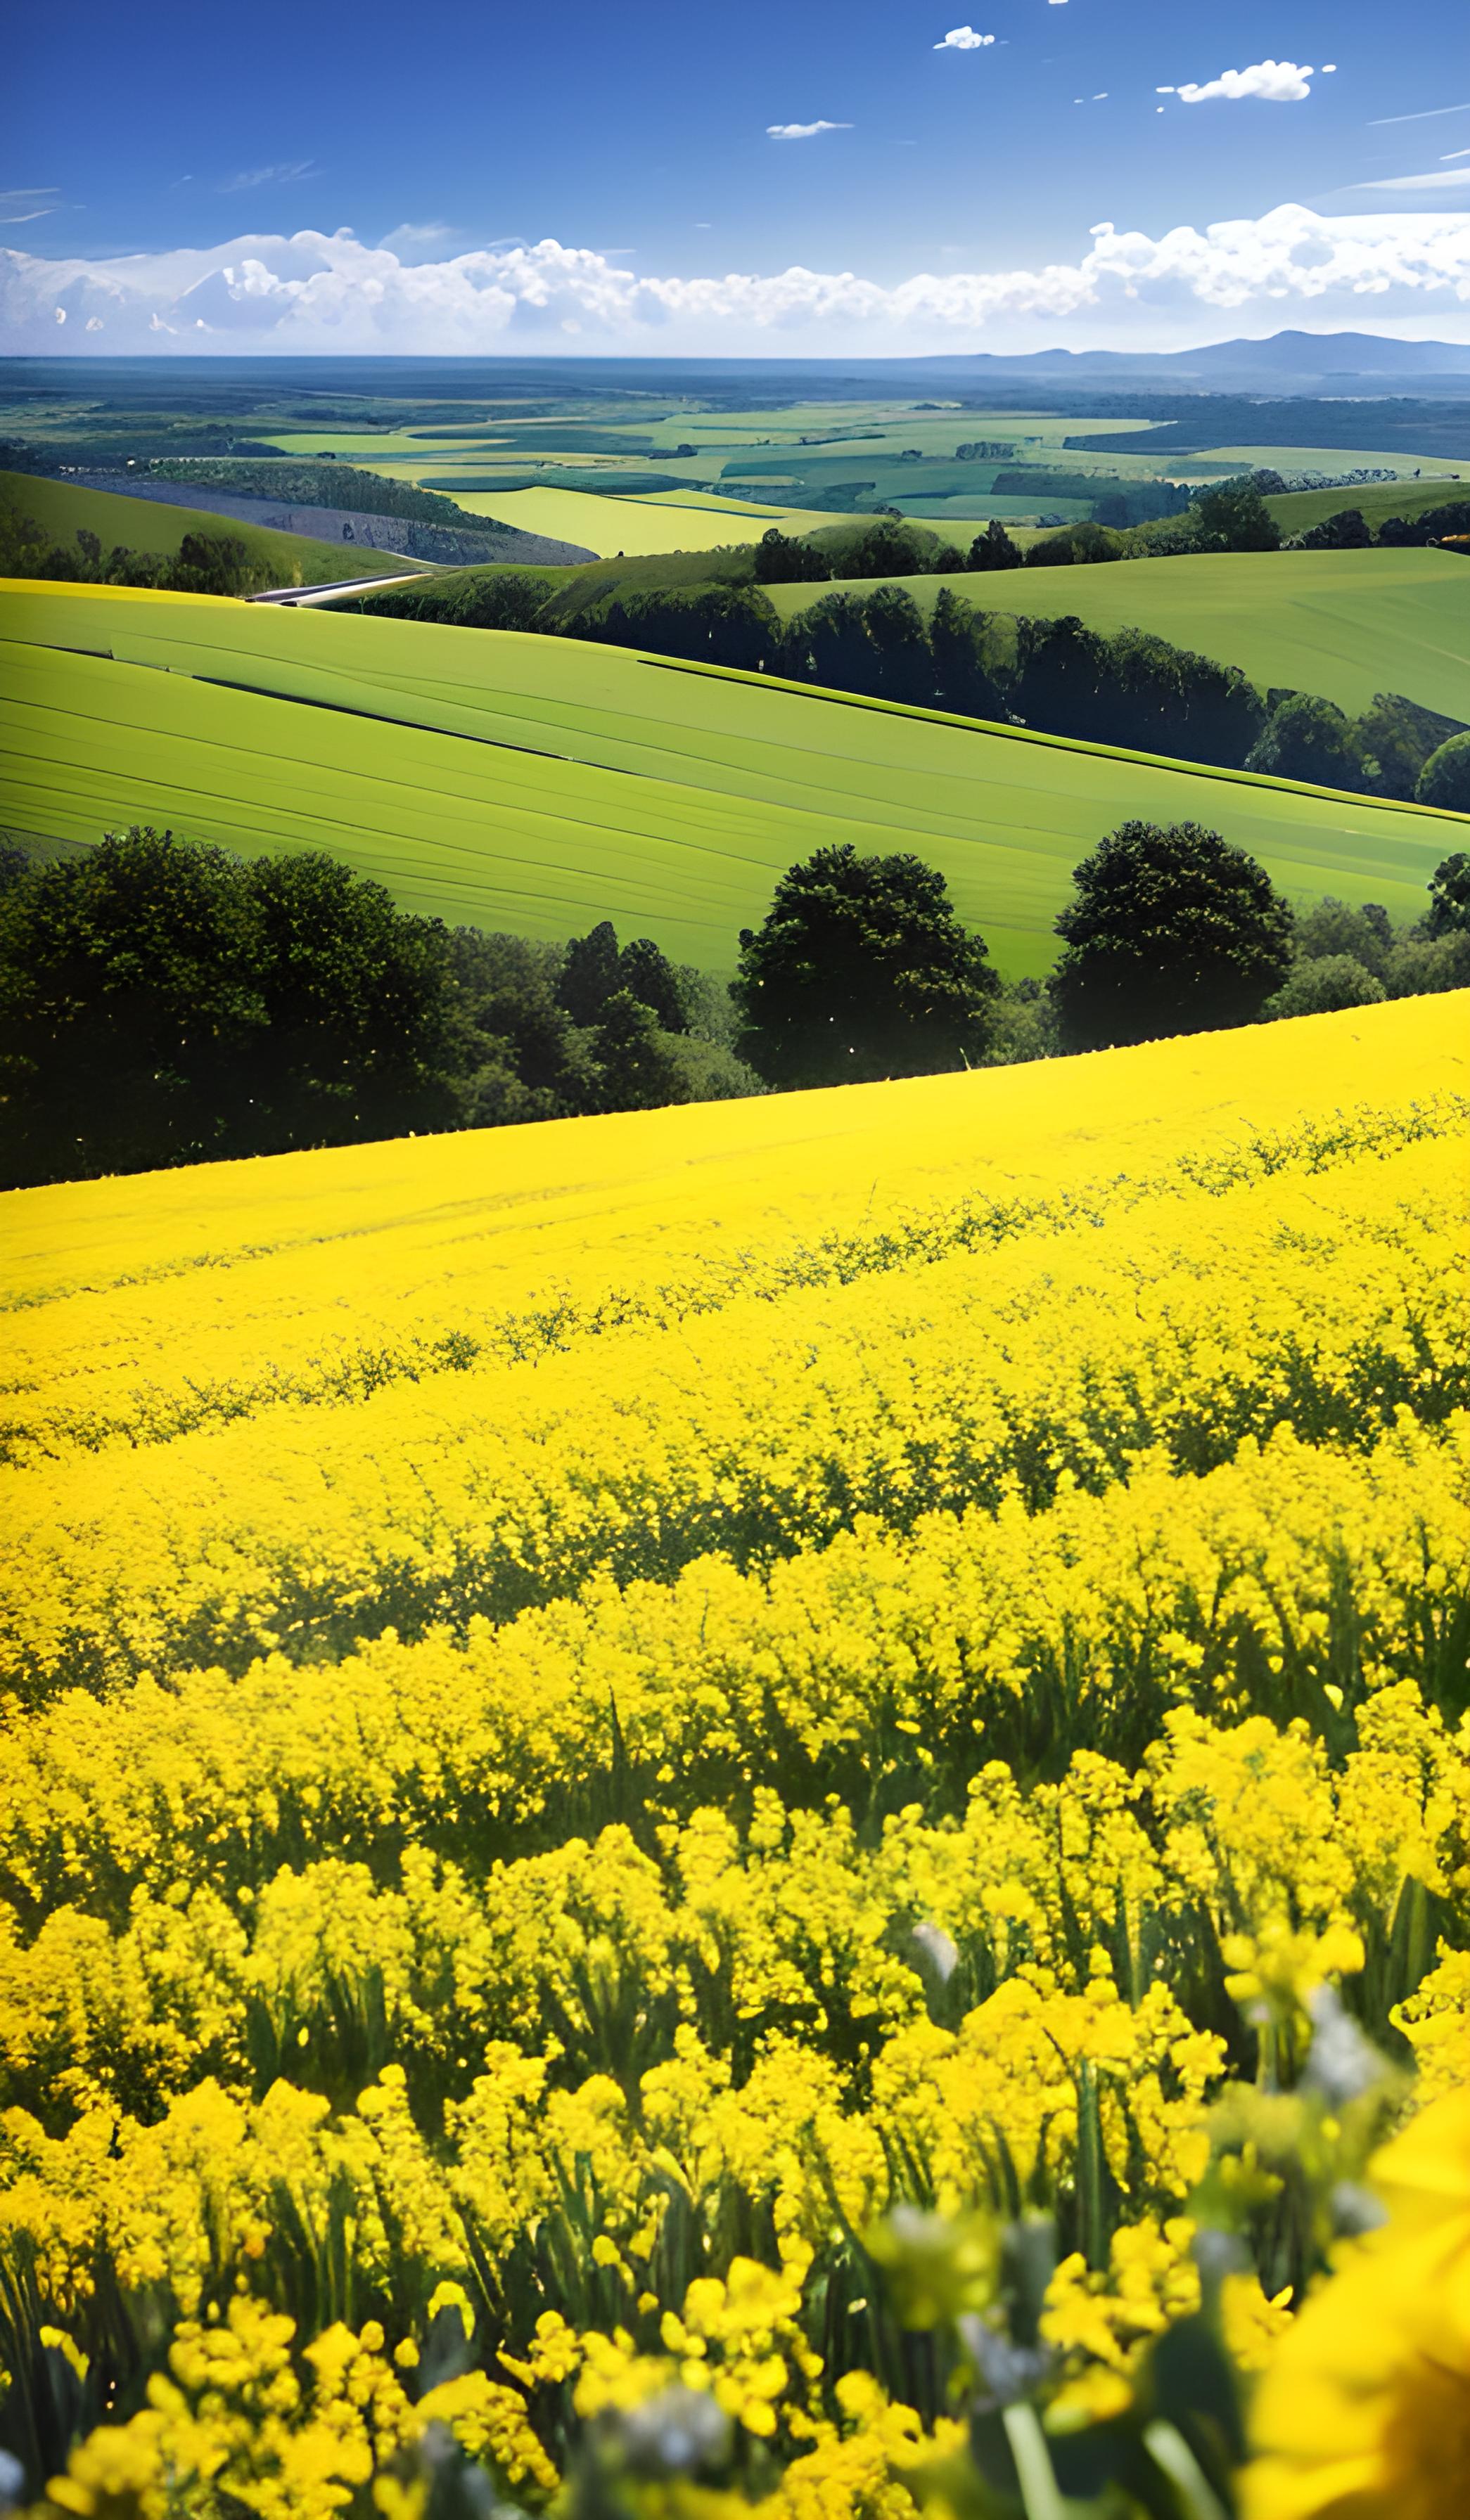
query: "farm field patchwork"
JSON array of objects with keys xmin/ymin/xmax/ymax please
[
  {"xmin": 2, "ymin": 991, "xmax": 1468, "ymax": 2514},
  {"xmin": 2, "ymin": 577, "xmax": 1461, "ymax": 974},
  {"xmin": 765, "ymin": 546, "xmax": 1470, "ymax": 726}
]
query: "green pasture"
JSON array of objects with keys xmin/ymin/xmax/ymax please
[
  {"xmin": 1265, "ymin": 477, "xmax": 1470, "ymax": 535},
  {"xmin": 765, "ymin": 547, "xmax": 1470, "ymax": 725},
  {"xmin": 0, "ymin": 472, "xmax": 423, "ymax": 589},
  {"xmin": 433, "ymin": 486, "xmax": 838, "ymax": 555},
  {"xmin": 1197, "ymin": 443, "xmax": 1468, "ymax": 480},
  {"xmin": 1, "ymin": 581, "xmax": 1457, "ymax": 979}
]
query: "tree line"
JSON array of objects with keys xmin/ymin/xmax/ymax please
[
  {"xmin": 2, "ymin": 827, "xmax": 1466, "ymax": 1190},
  {"xmin": 534, "ymin": 574, "xmax": 1468, "ymax": 799},
  {"xmin": 0, "ymin": 510, "xmax": 271, "ymax": 596},
  {"xmin": 0, "ymin": 835, "xmax": 754, "ymax": 1190}
]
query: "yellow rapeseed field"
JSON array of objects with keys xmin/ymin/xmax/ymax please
[{"xmin": 1, "ymin": 991, "xmax": 1467, "ymax": 2520}]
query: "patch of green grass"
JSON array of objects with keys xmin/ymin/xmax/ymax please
[
  {"xmin": 1199, "ymin": 444, "xmax": 1467, "ymax": 480},
  {"xmin": 0, "ymin": 472, "xmax": 423, "ymax": 589},
  {"xmin": 1264, "ymin": 477, "xmax": 1470, "ymax": 536},
  {"xmin": 763, "ymin": 546, "xmax": 1470, "ymax": 724},
  {"xmin": 2, "ymin": 582, "xmax": 1458, "ymax": 981}
]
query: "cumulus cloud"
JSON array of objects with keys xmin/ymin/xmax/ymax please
[
  {"xmin": 766, "ymin": 120, "xmax": 850, "ymax": 139},
  {"xmin": 219, "ymin": 160, "xmax": 316, "ymax": 193},
  {"xmin": 934, "ymin": 27, "xmax": 995, "ymax": 49},
  {"xmin": 1177, "ymin": 60, "xmax": 1317, "ymax": 105},
  {"xmin": 4, "ymin": 205, "xmax": 1470, "ymax": 359}
]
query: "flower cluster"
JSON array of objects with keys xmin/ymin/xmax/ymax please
[{"xmin": 0, "ymin": 996, "xmax": 1465, "ymax": 2517}]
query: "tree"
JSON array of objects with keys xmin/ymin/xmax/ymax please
[
  {"xmin": 840, "ymin": 518, "xmax": 935, "ymax": 581},
  {"xmin": 0, "ymin": 827, "xmax": 268, "ymax": 1185},
  {"xmin": 445, "ymin": 927, "xmax": 595, "ymax": 1124},
  {"xmin": 1023, "ymin": 522, "xmax": 1123, "ymax": 568},
  {"xmin": 1288, "ymin": 507, "xmax": 1372, "ymax": 553},
  {"xmin": 558, "ymin": 919, "xmax": 624, "ymax": 1024},
  {"xmin": 1246, "ymin": 694, "xmax": 1363, "ymax": 791},
  {"xmin": 1383, "ymin": 930, "xmax": 1470, "ymax": 998},
  {"xmin": 1263, "ymin": 956, "xmax": 1387, "ymax": 1020},
  {"xmin": 1425, "ymin": 850, "xmax": 1470, "ymax": 935},
  {"xmin": 929, "ymin": 588, "xmax": 1007, "ymax": 721},
  {"xmin": 860, "ymin": 584, "xmax": 933, "ymax": 707},
  {"xmin": 618, "ymin": 936, "xmax": 689, "ymax": 1031},
  {"xmin": 590, "ymin": 990, "xmax": 688, "ymax": 1112},
  {"xmin": 966, "ymin": 520, "xmax": 1023, "ymax": 573},
  {"xmin": 778, "ymin": 591, "xmax": 875, "ymax": 693},
  {"xmin": 1191, "ymin": 477, "xmax": 1282, "ymax": 553},
  {"xmin": 243, "ymin": 852, "xmax": 456, "ymax": 1150},
  {"xmin": 733, "ymin": 843, "xmax": 1000, "ymax": 1089},
  {"xmin": 1417, "ymin": 740, "xmax": 1470, "ymax": 816},
  {"xmin": 0, "ymin": 830, "xmax": 462, "ymax": 1188},
  {"xmin": 1355, "ymin": 693, "xmax": 1465, "ymax": 801},
  {"xmin": 1291, "ymin": 895, "xmax": 1392, "ymax": 978},
  {"xmin": 1049, "ymin": 821, "xmax": 1294, "ymax": 1053},
  {"xmin": 753, "ymin": 527, "xmax": 832, "ymax": 585}
]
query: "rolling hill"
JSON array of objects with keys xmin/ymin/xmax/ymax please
[
  {"xmin": 1, "ymin": 579, "xmax": 1459, "ymax": 979},
  {"xmin": 1263, "ymin": 477, "xmax": 1470, "ymax": 538},
  {"xmin": 762, "ymin": 547, "xmax": 1470, "ymax": 726},
  {"xmin": 0, "ymin": 471, "xmax": 424, "ymax": 591}
]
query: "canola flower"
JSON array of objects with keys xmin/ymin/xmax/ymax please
[{"xmin": 1, "ymin": 996, "xmax": 1468, "ymax": 2517}]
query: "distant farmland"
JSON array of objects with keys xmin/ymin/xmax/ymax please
[{"xmin": 4, "ymin": 581, "xmax": 1459, "ymax": 978}]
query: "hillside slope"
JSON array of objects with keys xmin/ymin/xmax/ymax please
[
  {"xmin": 1, "ymin": 580, "xmax": 1459, "ymax": 977},
  {"xmin": 764, "ymin": 547, "xmax": 1470, "ymax": 725},
  {"xmin": 0, "ymin": 470, "xmax": 424, "ymax": 589}
]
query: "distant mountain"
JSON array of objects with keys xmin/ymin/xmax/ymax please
[{"xmin": 926, "ymin": 330, "xmax": 1470, "ymax": 397}]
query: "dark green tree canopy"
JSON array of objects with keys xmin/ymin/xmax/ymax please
[
  {"xmin": 589, "ymin": 990, "xmax": 689, "ymax": 1113},
  {"xmin": 1263, "ymin": 954, "xmax": 1386, "ymax": 1020},
  {"xmin": 1246, "ymin": 693, "xmax": 1363, "ymax": 791},
  {"xmin": 1192, "ymin": 477, "xmax": 1282, "ymax": 553},
  {"xmin": 0, "ymin": 830, "xmax": 456, "ymax": 1188},
  {"xmin": 557, "ymin": 920, "xmax": 688, "ymax": 1031},
  {"xmin": 1418, "ymin": 740, "xmax": 1470, "ymax": 816},
  {"xmin": 1049, "ymin": 820, "xmax": 1295, "ymax": 1053},
  {"xmin": 1426, "ymin": 849, "xmax": 1470, "ymax": 934},
  {"xmin": 733, "ymin": 843, "xmax": 999, "ymax": 1090},
  {"xmin": 966, "ymin": 519, "xmax": 1023, "ymax": 572}
]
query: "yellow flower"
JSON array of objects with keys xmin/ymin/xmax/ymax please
[{"xmin": 1246, "ymin": 2085, "xmax": 1470, "ymax": 2520}]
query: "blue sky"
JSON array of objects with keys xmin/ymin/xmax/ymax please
[{"xmin": 5, "ymin": 0, "xmax": 1469, "ymax": 353}]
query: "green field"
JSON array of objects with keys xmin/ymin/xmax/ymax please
[
  {"xmin": 1265, "ymin": 477, "xmax": 1470, "ymax": 536},
  {"xmin": 764, "ymin": 547, "xmax": 1470, "ymax": 724},
  {"xmin": 435, "ymin": 484, "xmax": 841, "ymax": 556},
  {"xmin": 1198, "ymin": 443, "xmax": 1467, "ymax": 480},
  {"xmin": 0, "ymin": 472, "xmax": 423, "ymax": 590},
  {"xmin": 3, "ymin": 581, "xmax": 1459, "ymax": 979}
]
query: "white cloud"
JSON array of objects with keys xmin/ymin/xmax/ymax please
[
  {"xmin": 934, "ymin": 27, "xmax": 995, "ymax": 50},
  {"xmin": 1177, "ymin": 60, "xmax": 1317, "ymax": 105},
  {"xmin": 1, "ymin": 188, "xmax": 65, "ymax": 226},
  {"xmin": 766, "ymin": 120, "xmax": 850, "ymax": 139},
  {"xmin": 4, "ymin": 205, "xmax": 1470, "ymax": 359},
  {"xmin": 1445, "ymin": 149, "xmax": 1470, "ymax": 160},
  {"xmin": 1371, "ymin": 102, "xmax": 1470, "ymax": 124},
  {"xmin": 1356, "ymin": 167, "xmax": 1470, "ymax": 191},
  {"xmin": 219, "ymin": 161, "xmax": 316, "ymax": 193}
]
